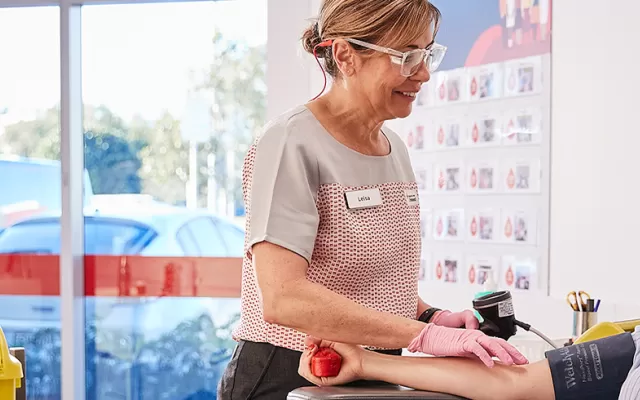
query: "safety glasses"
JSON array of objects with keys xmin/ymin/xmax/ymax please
[{"xmin": 345, "ymin": 38, "xmax": 447, "ymax": 77}]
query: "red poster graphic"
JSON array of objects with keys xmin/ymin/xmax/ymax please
[
  {"xmin": 468, "ymin": 264, "xmax": 476, "ymax": 284},
  {"xmin": 504, "ymin": 217, "xmax": 513, "ymax": 238},
  {"xmin": 507, "ymin": 168, "xmax": 515, "ymax": 189},
  {"xmin": 505, "ymin": 265, "xmax": 514, "ymax": 286},
  {"xmin": 470, "ymin": 216, "xmax": 478, "ymax": 237},
  {"xmin": 507, "ymin": 119, "xmax": 515, "ymax": 138},
  {"xmin": 407, "ymin": 130, "xmax": 414, "ymax": 147}
]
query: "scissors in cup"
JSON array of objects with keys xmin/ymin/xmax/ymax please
[{"xmin": 566, "ymin": 290, "xmax": 591, "ymax": 312}]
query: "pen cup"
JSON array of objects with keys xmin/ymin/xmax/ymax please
[{"xmin": 572, "ymin": 311, "xmax": 598, "ymax": 338}]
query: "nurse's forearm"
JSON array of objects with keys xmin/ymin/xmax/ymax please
[
  {"xmin": 267, "ymin": 279, "xmax": 425, "ymax": 350},
  {"xmin": 361, "ymin": 352, "xmax": 555, "ymax": 400}
]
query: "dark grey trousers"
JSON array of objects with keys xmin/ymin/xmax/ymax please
[{"xmin": 217, "ymin": 340, "xmax": 401, "ymax": 400}]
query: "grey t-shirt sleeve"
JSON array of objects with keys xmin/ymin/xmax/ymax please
[{"xmin": 246, "ymin": 119, "xmax": 320, "ymax": 264}]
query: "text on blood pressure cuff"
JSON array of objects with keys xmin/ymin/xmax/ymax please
[{"xmin": 545, "ymin": 332, "xmax": 635, "ymax": 400}]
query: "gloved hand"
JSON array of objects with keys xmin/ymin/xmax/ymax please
[
  {"xmin": 431, "ymin": 309, "xmax": 480, "ymax": 329},
  {"xmin": 407, "ymin": 323, "xmax": 529, "ymax": 368}
]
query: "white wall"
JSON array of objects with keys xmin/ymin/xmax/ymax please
[
  {"xmin": 266, "ymin": 0, "xmax": 316, "ymax": 121},
  {"xmin": 549, "ymin": 0, "xmax": 640, "ymax": 311},
  {"xmin": 266, "ymin": 0, "xmax": 640, "ymax": 339}
]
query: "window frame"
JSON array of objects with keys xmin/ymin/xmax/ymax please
[{"xmin": 0, "ymin": 1, "xmax": 280, "ymax": 399}]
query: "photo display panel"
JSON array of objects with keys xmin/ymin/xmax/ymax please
[{"xmin": 405, "ymin": 0, "xmax": 552, "ymax": 295}]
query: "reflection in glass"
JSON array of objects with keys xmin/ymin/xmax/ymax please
[
  {"xmin": 0, "ymin": 6, "xmax": 63, "ymax": 400},
  {"xmin": 81, "ymin": 1, "xmax": 265, "ymax": 399}
]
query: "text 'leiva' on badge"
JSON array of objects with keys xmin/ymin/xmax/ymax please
[{"xmin": 344, "ymin": 188, "xmax": 383, "ymax": 210}]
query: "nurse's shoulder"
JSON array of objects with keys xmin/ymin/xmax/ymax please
[{"xmin": 253, "ymin": 105, "xmax": 321, "ymax": 157}]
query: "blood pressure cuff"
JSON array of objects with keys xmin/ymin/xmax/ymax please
[{"xmin": 545, "ymin": 332, "xmax": 636, "ymax": 400}]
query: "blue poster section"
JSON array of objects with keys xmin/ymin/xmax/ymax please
[{"xmin": 431, "ymin": 0, "xmax": 551, "ymax": 71}]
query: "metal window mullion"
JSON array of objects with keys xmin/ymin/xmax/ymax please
[{"xmin": 59, "ymin": 2, "xmax": 85, "ymax": 400}]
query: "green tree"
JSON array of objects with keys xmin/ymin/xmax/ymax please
[
  {"xmin": 0, "ymin": 104, "xmax": 144, "ymax": 195},
  {"xmin": 192, "ymin": 32, "xmax": 267, "ymax": 210},
  {"xmin": 0, "ymin": 107, "xmax": 60, "ymax": 160},
  {"xmin": 0, "ymin": 31, "xmax": 266, "ymax": 210},
  {"xmin": 133, "ymin": 111, "xmax": 190, "ymax": 205}
]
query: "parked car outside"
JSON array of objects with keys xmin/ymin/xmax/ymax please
[
  {"xmin": 0, "ymin": 156, "xmax": 95, "ymax": 231},
  {"xmin": 0, "ymin": 205, "xmax": 244, "ymax": 400}
]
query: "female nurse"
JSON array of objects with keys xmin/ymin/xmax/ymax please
[{"xmin": 217, "ymin": 0, "xmax": 528, "ymax": 398}]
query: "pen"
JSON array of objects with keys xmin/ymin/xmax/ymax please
[
  {"xmin": 595, "ymin": 299, "xmax": 601, "ymax": 312},
  {"xmin": 587, "ymin": 299, "xmax": 595, "ymax": 312}
]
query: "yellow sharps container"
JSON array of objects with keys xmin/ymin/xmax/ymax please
[{"xmin": 0, "ymin": 326, "xmax": 23, "ymax": 400}]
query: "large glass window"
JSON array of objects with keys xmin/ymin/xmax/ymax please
[
  {"xmin": 81, "ymin": 1, "xmax": 265, "ymax": 398},
  {"xmin": 0, "ymin": 6, "xmax": 62, "ymax": 399}
]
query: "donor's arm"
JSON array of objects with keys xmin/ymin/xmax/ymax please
[{"xmin": 299, "ymin": 331, "xmax": 639, "ymax": 400}]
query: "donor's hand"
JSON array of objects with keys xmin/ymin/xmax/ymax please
[{"xmin": 298, "ymin": 336, "xmax": 364, "ymax": 386}]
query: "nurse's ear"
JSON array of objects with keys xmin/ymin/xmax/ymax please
[{"xmin": 331, "ymin": 39, "xmax": 357, "ymax": 77}]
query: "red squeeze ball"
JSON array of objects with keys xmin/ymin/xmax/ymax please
[{"xmin": 311, "ymin": 347, "xmax": 342, "ymax": 377}]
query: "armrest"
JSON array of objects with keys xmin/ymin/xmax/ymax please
[{"xmin": 287, "ymin": 385, "xmax": 469, "ymax": 400}]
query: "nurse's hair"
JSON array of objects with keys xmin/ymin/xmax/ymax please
[{"xmin": 301, "ymin": 0, "xmax": 441, "ymax": 79}]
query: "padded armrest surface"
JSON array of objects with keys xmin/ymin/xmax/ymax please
[{"xmin": 287, "ymin": 385, "xmax": 469, "ymax": 400}]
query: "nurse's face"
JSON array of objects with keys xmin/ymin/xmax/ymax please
[{"xmin": 350, "ymin": 30, "xmax": 434, "ymax": 120}]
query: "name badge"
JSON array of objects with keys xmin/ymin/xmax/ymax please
[
  {"xmin": 405, "ymin": 189, "xmax": 419, "ymax": 206},
  {"xmin": 344, "ymin": 188, "xmax": 383, "ymax": 210}
]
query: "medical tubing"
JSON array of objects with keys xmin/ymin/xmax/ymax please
[{"xmin": 514, "ymin": 319, "xmax": 559, "ymax": 349}]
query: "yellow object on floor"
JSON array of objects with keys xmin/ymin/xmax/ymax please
[{"xmin": 0, "ymin": 326, "xmax": 23, "ymax": 400}]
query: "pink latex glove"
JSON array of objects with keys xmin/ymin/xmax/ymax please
[
  {"xmin": 431, "ymin": 309, "xmax": 480, "ymax": 329},
  {"xmin": 408, "ymin": 323, "xmax": 529, "ymax": 368}
]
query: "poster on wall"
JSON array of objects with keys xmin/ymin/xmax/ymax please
[
  {"xmin": 503, "ymin": 56, "xmax": 544, "ymax": 97},
  {"xmin": 433, "ymin": 208, "xmax": 465, "ymax": 241},
  {"xmin": 467, "ymin": 161, "xmax": 498, "ymax": 192},
  {"xmin": 404, "ymin": 0, "xmax": 551, "ymax": 293},
  {"xmin": 414, "ymin": 162, "xmax": 432, "ymax": 192},
  {"xmin": 466, "ymin": 255, "xmax": 499, "ymax": 286},
  {"xmin": 434, "ymin": 118, "xmax": 464, "ymax": 150},
  {"xmin": 416, "ymin": 79, "xmax": 436, "ymax": 108},
  {"xmin": 501, "ymin": 256, "xmax": 538, "ymax": 291},
  {"xmin": 468, "ymin": 63, "xmax": 504, "ymax": 102},
  {"xmin": 467, "ymin": 114, "xmax": 502, "ymax": 147},
  {"xmin": 419, "ymin": 252, "xmax": 430, "ymax": 282},
  {"xmin": 503, "ymin": 108, "xmax": 543, "ymax": 146},
  {"xmin": 432, "ymin": 254, "xmax": 463, "ymax": 284},
  {"xmin": 434, "ymin": 162, "xmax": 464, "ymax": 193},
  {"xmin": 433, "ymin": 71, "xmax": 470, "ymax": 106},
  {"xmin": 428, "ymin": 0, "xmax": 551, "ymax": 72},
  {"xmin": 503, "ymin": 158, "xmax": 541, "ymax": 192},
  {"xmin": 501, "ymin": 208, "xmax": 538, "ymax": 245},
  {"xmin": 467, "ymin": 209, "xmax": 500, "ymax": 242}
]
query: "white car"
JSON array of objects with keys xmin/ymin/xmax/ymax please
[{"xmin": 0, "ymin": 206, "xmax": 245, "ymax": 400}]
